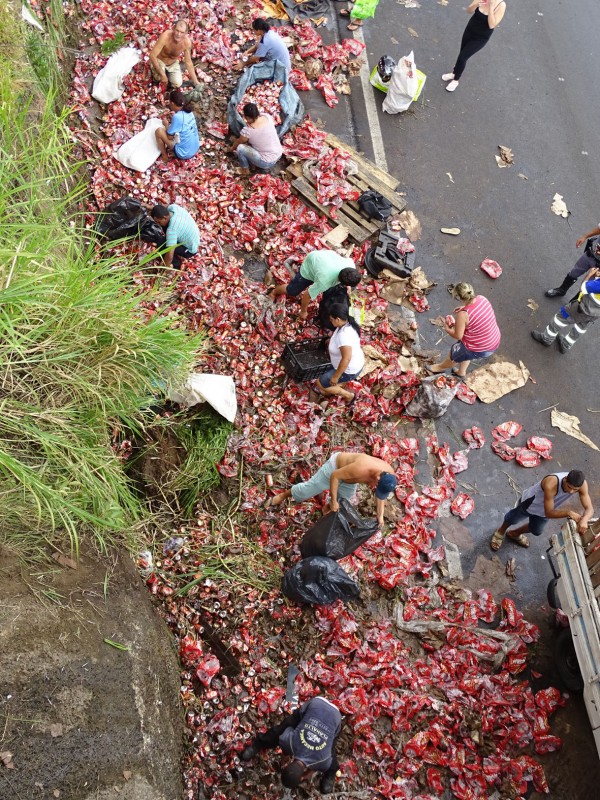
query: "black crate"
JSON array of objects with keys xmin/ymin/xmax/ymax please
[{"xmin": 281, "ymin": 337, "xmax": 331, "ymax": 382}]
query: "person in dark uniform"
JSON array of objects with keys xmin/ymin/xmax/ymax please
[
  {"xmin": 545, "ymin": 224, "xmax": 600, "ymax": 298},
  {"xmin": 241, "ymin": 696, "xmax": 342, "ymax": 793},
  {"xmin": 442, "ymin": 0, "xmax": 506, "ymax": 92}
]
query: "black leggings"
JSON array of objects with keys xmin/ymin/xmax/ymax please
[{"xmin": 453, "ymin": 28, "xmax": 492, "ymax": 80}]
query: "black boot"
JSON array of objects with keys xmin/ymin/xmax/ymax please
[{"xmin": 545, "ymin": 275, "xmax": 577, "ymax": 298}]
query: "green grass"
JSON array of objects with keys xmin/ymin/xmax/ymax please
[
  {"xmin": 101, "ymin": 31, "xmax": 126, "ymax": 56},
  {"xmin": 0, "ymin": 25, "xmax": 206, "ymax": 556}
]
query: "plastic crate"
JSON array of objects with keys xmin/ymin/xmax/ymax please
[{"xmin": 281, "ymin": 337, "xmax": 330, "ymax": 382}]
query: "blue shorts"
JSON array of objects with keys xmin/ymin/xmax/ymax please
[
  {"xmin": 502, "ymin": 502, "xmax": 548, "ymax": 536},
  {"xmin": 319, "ymin": 367, "xmax": 362, "ymax": 388},
  {"xmin": 286, "ymin": 271, "xmax": 313, "ymax": 297},
  {"xmin": 450, "ymin": 341, "xmax": 497, "ymax": 363}
]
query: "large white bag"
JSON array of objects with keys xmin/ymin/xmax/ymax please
[
  {"xmin": 167, "ymin": 374, "xmax": 238, "ymax": 423},
  {"xmin": 92, "ymin": 46, "xmax": 141, "ymax": 104},
  {"xmin": 382, "ymin": 50, "xmax": 418, "ymax": 114},
  {"xmin": 115, "ymin": 118, "xmax": 164, "ymax": 173}
]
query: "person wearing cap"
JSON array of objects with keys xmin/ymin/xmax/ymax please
[
  {"xmin": 426, "ymin": 282, "xmax": 501, "ymax": 377},
  {"xmin": 545, "ymin": 224, "xmax": 600, "ymax": 298},
  {"xmin": 241, "ymin": 696, "xmax": 342, "ymax": 794},
  {"xmin": 490, "ymin": 469, "xmax": 593, "ymax": 551},
  {"xmin": 264, "ymin": 452, "xmax": 397, "ymax": 526},
  {"xmin": 532, "ymin": 266, "xmax": 600, "ymax": 353}
]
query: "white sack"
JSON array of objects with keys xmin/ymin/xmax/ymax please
[
  {"xmin": 383, "ymin": 51, "xmax": 418, "ymax": 114},
  {"xmin": 92, "ymin": 46, "xmax": 141, "ymax": 104},
  {"xmin": 115, "ymin": 118, "xmax": 164, "ymax": 173},
  {"xmin": 168, "ymin": 374, "xmax": 238, "ymax": 423},
  {"xmin": 21, "ymin": 3, "xmax": 44, "ymax": 30}
]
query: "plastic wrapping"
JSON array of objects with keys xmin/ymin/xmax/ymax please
[
  {"xmin": 227, "ymin": 61, "xmax": 304, "ymax": 138},
  {"xmin": 281, "ymin": 556, "xmax": 360, "ymax": 605},
  {"xmin": 405, "ymin": 375, "xmax": 457, "ymax": 419},
  {"xmin": 300, "ymin": 498, "xmax": 378, "ymax": 560},
  {"xmin": 95, "ymin": 196, "xmax": 166, "ymax": 244}
]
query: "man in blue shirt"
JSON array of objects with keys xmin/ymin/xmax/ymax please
[
  {"xmin": 236, "ymin": 18, "xmax": 291, "ymax": 73},
  {"xmin": 241, "ymin": 696, "xmax": 342, "ymax": 794},
  {"xmin": 150, "ymin": 203, "xmax": 200, "ymax": 269},
  {"xmin": 532, "ymin": 267, "xmax": 600, "ymax": 352}
]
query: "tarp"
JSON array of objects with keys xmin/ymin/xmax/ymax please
[{"xmin": 227, "ymin": 61, "xmax": 304, "ymax": 138}]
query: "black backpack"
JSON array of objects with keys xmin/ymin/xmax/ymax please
[{"xmin": 358, "ymin": 190, "xmax": 392, "ymax": 222}]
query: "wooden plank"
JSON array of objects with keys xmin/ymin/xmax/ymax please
[
  {"xmin": 291, "ymin": 177, "xmax": 371, "ymax": 243},
  {"xmin": 325, "ymin": 132, "xmax": 400, "ymax": 190}
]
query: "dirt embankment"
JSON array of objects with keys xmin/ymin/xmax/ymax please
[{"xmin": 0, "ymin": 546, "xmax": 183, "ymax": 800}]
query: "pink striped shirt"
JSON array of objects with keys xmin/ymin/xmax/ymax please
[{"xmin": 460, "ymin": 296, "xmax": 501, "ymax": 352}]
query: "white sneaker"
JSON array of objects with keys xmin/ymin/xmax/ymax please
[
  {"xmin": 446, "ymin": 80, "xmax": 459, "ymax": 92},
  {"xmin": 442, "ymin": 72, "xmax": 455, "ymax": 81}
]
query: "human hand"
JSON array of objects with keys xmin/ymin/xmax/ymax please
[
  {"xmin": 568, "ymin": 510, "xmax": 582, "ymax": 523},
  {"xmin": 577, "ymin": 518, "xmax": 589, "ymax": 534},
  {"xmin": 330, "ymin": 499, "xmax": 339, "ymax": 513},
  {"xmin": 298, "ymin": 310, "xmax": 308, "ymax": 321},
  {"xmin": 377, "ymin": 515, "xmax": 385, "ymax": 528},
  {"xmin": 575, "ymin": 236, "xmax": 586, "ymax": 248},
  {"xmin": 329, "ymin": 375, "xmax": 339, "ymax": 386}
]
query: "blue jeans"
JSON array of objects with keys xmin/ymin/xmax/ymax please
[
  {"xmin": 236, "ymin": 144, "xmax": 279, "ymax": 170},
  {"xmin": 502, "ymin": 502, "xmax": 548, "ymax": 536},
  {"xmin": 319, "ymin": 368, "xmax": 362, "ymax": 388},
  {"xmin": 290, "ymin": 453, "xmax": 357, "ymax": 503},
  {"xmin": 450, "ymin": 340, "xmax": 497, "ymax": 363}
]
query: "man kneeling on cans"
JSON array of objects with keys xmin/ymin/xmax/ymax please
[{"xmin": 242, "ymin": 696, "xmax": 342, "ymax": 793}]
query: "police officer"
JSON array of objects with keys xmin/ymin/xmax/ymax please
[
  {"xmin": 241, "ymin": 696, "xmax": 342, "ymax": 793},
  {"xmin": 545, "ymin": 223, "xmax": 600, "ymax": 298}
]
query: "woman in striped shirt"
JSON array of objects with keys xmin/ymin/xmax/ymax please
[{"xmin": 427, "ymin": 282, "xmax": 501, "ymax": 377}]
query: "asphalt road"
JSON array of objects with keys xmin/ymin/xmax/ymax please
[{"xmin": 302, "ymin": 0, "xmax": 600, "ymax": 793}]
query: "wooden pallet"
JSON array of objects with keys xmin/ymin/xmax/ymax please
[{"xmin": 286, "ymin": 134, "xmax": 406, "ymax": 244}]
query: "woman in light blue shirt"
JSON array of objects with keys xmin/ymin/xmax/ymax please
[{"xmin": 155, "ymin": 89, "xmax": 200, "ymax": 163}]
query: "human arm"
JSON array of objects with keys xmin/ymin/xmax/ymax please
[
  {"xmin": 486, "ymin": 1, "xmax": 506, "ymax": 28},
  {"xmin": 577, "ymin": 482, "xmax": 594, "ymax": 534},
  {"xmin": 542, "ymin": 476, "xmax": 582, "ymax": 522},
  {"xmin": 235, "ymin": 43, "xmax": 259, "ymax": 69},
  {"xmin": 298, "ymin": 289, "xmax": 311, "ymax": 320},
  {"xmin": 182, "ymin": 38, "xmax": 199, "ymax": 85},
  {"xmin": 466, "ymin": 1, "xmax": 479, "ymax": 13},
  {"xmin": 225, "ymin": 134, "xmax": 250, "ymax": 154},
  {"xmin": 375, "ymin": 497, "xmax": 386, "ymax": 527},
  {"xmin": 329, "ymin": 345, "xmax": 352, "ymax": 386},
  {"xmin": 576, "ymin": 226, "xmax": 600, "ymax": 248},
  {"xmin": 319, "ymin": 733, "xmax": 341, "ymax": 794},
  {"xmin": 444, "ymin": 309, "xmax": 468, "ymax": 340},
  {"xmin": 149, "ymin": 32, "xmax": 170, "ymax": 83}
]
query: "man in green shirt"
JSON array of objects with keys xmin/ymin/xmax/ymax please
[
  {"xmin": 268, "ymin": 249, "xmax": 361, "ymax": 320},
  {"xmin": 150, "ymin": 203, "xmax": 200, "ymax": 269}
]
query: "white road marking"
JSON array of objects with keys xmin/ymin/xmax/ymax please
[{"xmin": 352, "ymin": 26, "xmax": 388, "ymax": 172}]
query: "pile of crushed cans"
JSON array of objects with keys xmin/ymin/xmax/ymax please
[{"xmin": 29, "ymin": 0, "xmax": 567, "ymax": 795}]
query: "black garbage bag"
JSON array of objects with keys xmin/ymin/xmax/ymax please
[
  {"xmin": 281, "ymin": 556, "xmax": 360, "ymax": 605},
  {"xmin": 300, "ymin": 499, "xmax": 378, "ymax": 560},
  {"xmin": 95, "ymin": 196, "xmax": 165, "ymax": 244},
  {"xmin": 358, "ymin": 190, "xmax": 393, "ymax": 222},
  {"xmin": 227, "ymin": 61, "xmax": 304, "ymax": 138},
  {"xmin": 317, "ymin": 284, "xmax": 349, "ymax": 330}
]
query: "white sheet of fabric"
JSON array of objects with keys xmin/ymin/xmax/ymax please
[
  {"xmin": 92, "ymin": 47, "xmax": 141, "ymax": 104},
  {"xmin": 168, "ymin": 374, "xmax": 238, "ymax": 423},
  {"xmin": 115, "ymin": 118, "xmax": 164, "ymax": 173},
  {"xmin": 383, "ymin": 51, "xmax": 418, "ymax": 114}
]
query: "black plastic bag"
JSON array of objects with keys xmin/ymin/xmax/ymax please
[
  {"xmin": 95, "ymin": 196, "xmax": 165, "ymax": 244},
  {"xmin": 317, "ymin": 284, "xmax": 349, "ymax": 330},
  {"xmin": 358, "ymin": 190, "xmax": 393, "ymax": 222},
  {"xmin": 227, "ymin": 61, "xmax": 304, "ymax": 138},
  {"xmin": 281, "ymin": 556, "xmax": 360, "ymax": 605},
  {"xmin": 300, "ymin": 499, "xmax": 378, "ymax": 560}
]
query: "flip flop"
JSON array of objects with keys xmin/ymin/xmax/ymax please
[
  {"xmin": 490, "ymin": 529, "xmax": 505, "ymax": 551},
  {"xmin": 451, "ymin": 367, "xmax": 466, "ymax": 379},
  {"xmin": 507, "ymin": 532, "xmax": 530, "ymax": 548},
  {"xmin": 340, "ymin": 8, "xmax": 351, "ymax": 14},
  {"xmin": 347, "ymin": 22, "xmax": 363, "ymax": 29}
]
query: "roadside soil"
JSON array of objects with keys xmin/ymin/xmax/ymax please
[{"xmin": 0, "ymin": 544, "xmax": 183, "ymax": 800}]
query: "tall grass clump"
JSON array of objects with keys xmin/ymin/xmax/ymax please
[{"xmin": 0, "ymin": 16, "xmax": 205, "ymax": 554}]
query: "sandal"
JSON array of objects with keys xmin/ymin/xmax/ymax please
[
  {"xmin": 451, "ymin": 367, "xmax": 466, "ymax": 379},
  {"xmin": 340, "ymin": 8, "xmax": 351, "ymax": 14},
  {"xmin": 507, "ymin": 532, "xmax": 530, "ymax": 548},
  {"xmin": 347, "ymin": 21, "xmax": 363, "ymax": 30},
  {"xmin": 490, "ymin": 529, "xmax": 505, "ymax": 551}
]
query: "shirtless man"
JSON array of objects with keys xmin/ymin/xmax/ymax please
[
  {"xmin": 266, "ymin": 452, "xmax": 397, "ymax": 526},
  {"xmin": 149, "ymin": 20, "xmax": 199, "ymax": 89}
]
